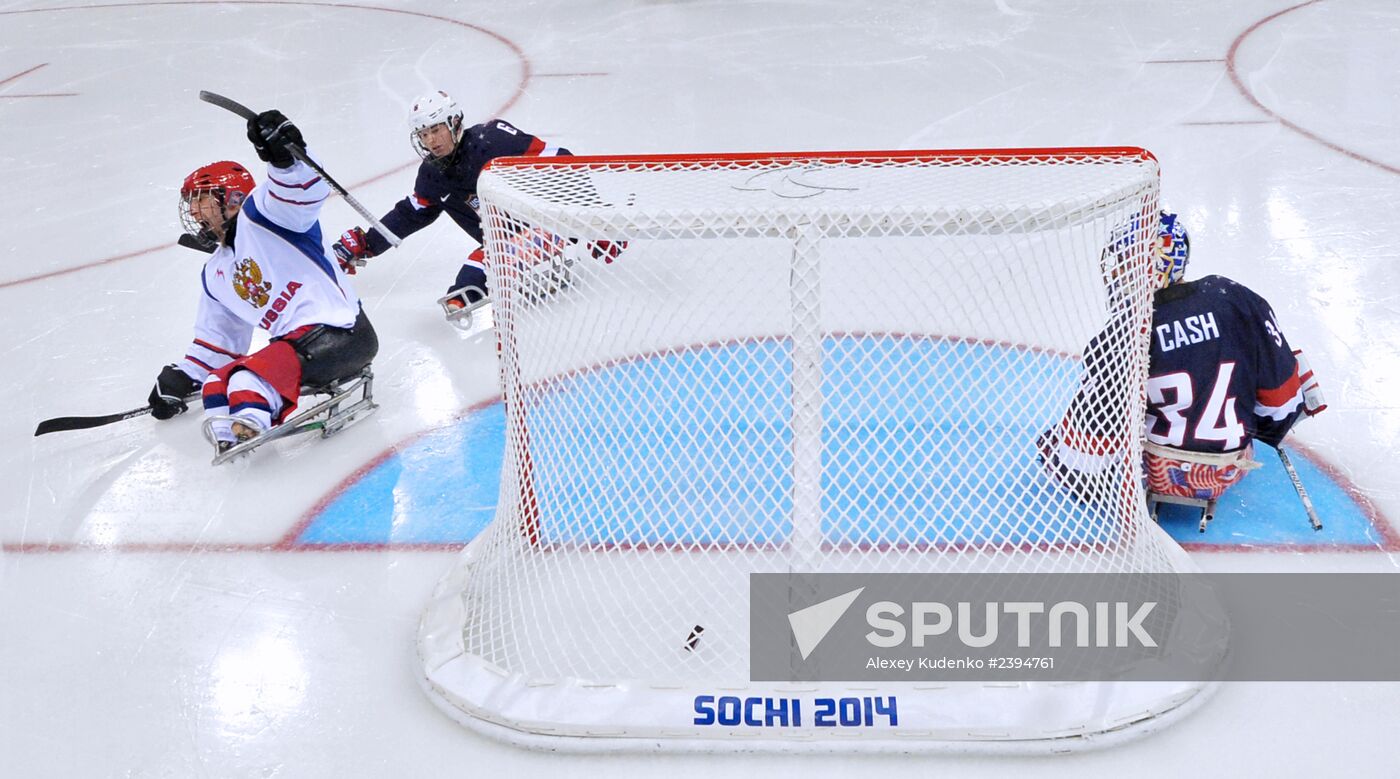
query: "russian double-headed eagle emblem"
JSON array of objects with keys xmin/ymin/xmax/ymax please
[{"xmin": 232, "ymin": 258, "xmax": 272, "ymax": 308}]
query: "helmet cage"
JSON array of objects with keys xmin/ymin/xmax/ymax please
[
  {"xmin": 408, "ymin": 91, "xmax": 466, "ymax": 165},
  {"xmin": 179, "ymin": 161, "xmax": 253, "ymax": 244},
  {"xmin": 1101, "ymin": 210, "xmax": 1190, "ymax": 296},
  {"xmin": 1153, "ymin": 212, "xmax": 1190, "ymax": 287},
  {"xmin": 180, "ymin": 188, "xmax": 247, "ymax": 242}
]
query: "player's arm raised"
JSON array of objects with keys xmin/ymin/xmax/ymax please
[{"xmin": 245, "ymin": 111, "xmax": 332, "ymax": 233}]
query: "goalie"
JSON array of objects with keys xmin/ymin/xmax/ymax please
[{"xmin": 1039, "ymin": 212, "xmax": 1326, "ymax": 506}]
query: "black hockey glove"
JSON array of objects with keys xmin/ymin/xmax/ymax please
[
  {"xmin": 148, "ymin": 364, "xmax": 200, "ymax": 420},
  {"xmin": 246, "ymin": 110, "xmax": 304, "ymax": 168}
]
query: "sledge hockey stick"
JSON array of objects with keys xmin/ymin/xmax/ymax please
[
  {"xmin": 35, "ymin": 393, "xmax": 200, "ymax": 436},
  {"xmin": 1277, "ymin": 445, "xmax": 1323, "ymax": 531},
  {"xmin": 177, "ymin": 233, "xmax": 216, "ymax": 253},
  {"xmin": 35, "ymin": 406, "xmax": 159, "ymax": 436},
  {"xmin": 197, "ymin": 90, "xmax": 401, "ymax": 248}
]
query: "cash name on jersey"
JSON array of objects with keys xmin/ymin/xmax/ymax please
[{"xmin": 1154, "ymin": 312, "xmax": 1219, "ymax": 353}]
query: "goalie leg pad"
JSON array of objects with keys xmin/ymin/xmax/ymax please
[{"xmin": 1036, "ymin": 426, "xmax": 1128, "ymax": 504}]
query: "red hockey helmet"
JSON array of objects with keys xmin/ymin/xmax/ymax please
[{"xmin": 180, "ymin": 161, "xmax": 255, "ymax": 244}]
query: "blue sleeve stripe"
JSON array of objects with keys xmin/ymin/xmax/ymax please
[
  {"xmin": 200, "ymin": 266, "xmax": 218, "ymax": 302},
  {"xmin": 240, "ymin": 197, "xmax": 340, "ymax": 287}
]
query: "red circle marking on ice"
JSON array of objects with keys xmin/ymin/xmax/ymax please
[
  {"xmin": 0, "ymin": 0, "xmax": 533, "ymax": 290},
  {"xmin": 1226, "ymin": 0, "xmax": 1400, "ymax": 177}
]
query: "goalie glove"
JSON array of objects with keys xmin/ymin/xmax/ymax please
[{"xmin": 1293, "ymin": 349, "xmax": 1327, "ymax": 416}]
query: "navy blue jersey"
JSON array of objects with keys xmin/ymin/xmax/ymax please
[
  {"xmin": 364, "ymin": 119, "xmax": 570, "ymax": 254},
  {"xmin": 1145, "ymin": 275, "xmax": 1304, "ymax": 452}
]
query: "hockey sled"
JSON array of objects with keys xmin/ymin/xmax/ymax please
[
  {"xmin": 1148, "ymin": 492, "xmax": 1219, "ymax": 533},
  {"xmin": 437, "ymin": 286, "xmax": 490, "ymax": 331},
  {"xmin": 203, "ymin": 367, "xmax": 378, "ymax": 465},
  {"xmin": 1144, "ymin": 442, "xmax": 1259, "ymax": 533}
]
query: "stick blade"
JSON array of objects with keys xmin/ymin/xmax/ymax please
[
  {"xmin": 34, "ymin": 406, "xmax": 154, "ymax": 436},
  {"xmin": 35, "ymin": 416, "xmax": 108, "ymax": 436},
  {"xmin": 177, "ymin": 233, "xmax": 216, "ymax": 254},
  {"xmin": 198, "ymin": 90, "xmax": 257, "ymax": 119}
]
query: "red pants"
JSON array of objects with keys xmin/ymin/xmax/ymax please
[{"xmin": 201, "ymin": 331, "xmax": 309, "ymax": 424}]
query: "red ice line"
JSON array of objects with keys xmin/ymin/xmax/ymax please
[
  {"xmin": 7, "ymin": 1, "xmax": 1397, "ymax": 556},
  {"xmin": 10, "ymin": 367, "xmax": 1398, "ymax": 555},
  {"xmin": 0, "ymin": 63, "xmax": 48, "ymax": 87},
  {"xmin": 6, "ymin": 0, "xmax": 534, "ymax": 556},
  {"xmin": 1224, "ymin": 0, "xmax": 1400, "ymax": 176},
  {"xmin": 4, "ymin": 0, "xmax": 1393, "ymax": 294},
  {"xmin": 0, "ymin": 0, "xmax": 534, "ymax": 290},
  {"xmin": 0, "ymin": 62, "xmax": 76, "ymax": 98}
]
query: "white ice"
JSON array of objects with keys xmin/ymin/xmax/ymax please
[{"xmin": 2, "ymin": 0, "xmax": 1398, "ymax": 775}]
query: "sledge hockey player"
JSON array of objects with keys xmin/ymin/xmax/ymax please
[
  {"xmin": 1038, "ymin": 212, "xmax": 1325, "ymax": 510},
  {"xmin": 148, "ymin": 110, "xmax": 379, "ymax": 457},
  {"xmin": 331, "ymin": 90, "xmax": 621, "ymax": 327}
]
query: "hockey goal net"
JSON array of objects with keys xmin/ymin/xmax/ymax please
[{"xmin": 418, "ymin": 148, "xmax": 1210, "ymax": 751}]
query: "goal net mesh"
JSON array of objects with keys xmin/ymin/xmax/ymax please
[{"xmin": 419, "ymin": 148, "xmax": 1206, "ymax": 749}]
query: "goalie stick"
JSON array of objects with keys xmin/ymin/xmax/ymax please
[
  {"xmin": 1277, "ymin": 445, "xmax": 1324, "ymax": 532},
  {"xmin": 35, "ymin": 393, "xmax": 200, "ymax": 436},
  {"xmin": 197, "ymin": 90, "xmax": 401, "ymax": 248}
]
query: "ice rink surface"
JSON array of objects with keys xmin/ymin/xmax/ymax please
[{"xmin": 2, "ymin": 0, "xmax": 1398, "ymax": 775}]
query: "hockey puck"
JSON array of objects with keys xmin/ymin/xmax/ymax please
[{"xmin": 684, "ymin": 624, "xmax": 705, "ymax": 652}]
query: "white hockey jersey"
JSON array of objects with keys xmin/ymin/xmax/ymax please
[{"xmin": 179, "ymin": 156, "xmax": 360, "ymax": 380}]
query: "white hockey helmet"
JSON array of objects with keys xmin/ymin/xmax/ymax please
[{"xmin": 408, "ymin": 90, "xmax": 465, "ymax": 163}]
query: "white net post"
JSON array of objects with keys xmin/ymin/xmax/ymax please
[
  {"xmin": 417, "ymin": 148, "xmax": 1211, "ymax": 752},
  {"xmin": 790, "ymin": 222, "xmax": 824, "ymax": 560}
]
